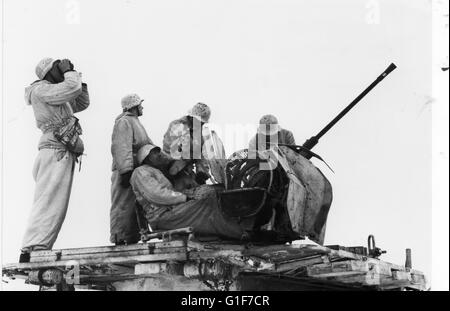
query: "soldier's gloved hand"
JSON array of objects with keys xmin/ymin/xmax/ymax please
[
  {"xmin": 182, "ymin": 189, "xmax": 196, "ymax": 201},
  {"xmin": 195, "ymin": 171, "xmax": 210, "ymax": 185},
  {"xmin": 194, "ymin": 185, "xmax": 216, "ymax": 200},
  {"xmin": 120, "ymin": 171, "xmax": 133, "ymax": 187},
  {"xmin": 58, "ymin": 59, "xmax": 75, "ymax": 74}
]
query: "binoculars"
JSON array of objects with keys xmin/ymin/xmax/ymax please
[
  {"xmin": 45, "ymin": 59, "xmax": 75, "ymax": 83},
  {"xmin": 54, "ymin": 59, "xmax": 75, "ymax": 73}
]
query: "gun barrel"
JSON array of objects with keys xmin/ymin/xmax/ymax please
[{"xmin": 314, "ymin": 63, "xmax": 397, "ymax": 141}]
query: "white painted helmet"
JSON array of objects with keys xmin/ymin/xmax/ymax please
[
  {"xmin": 189, "ymin": 102, "xmax": 211, "ymax": 123},
  {"xmin": 121, "ymin": 93, "xmax": 144, "ymax": 111},
  {"xmin": 35, "ymin": 57, "xmax": 55, "ymax": 80},
  {"xmin": 258, "ymin": 114, "xmax": 281, "ymax": 135}
]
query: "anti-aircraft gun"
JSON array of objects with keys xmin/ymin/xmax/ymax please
[{"xmin": 219, "ymin": 63, "xmax": 398, "ymax": 244}]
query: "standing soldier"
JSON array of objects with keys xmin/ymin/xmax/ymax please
[
  {"xmin": 110, "ymin": 94, "xmax": 152, "ymax": 245},
  {"xmin": 20, "ymin": 58, "xmax": 90, "ymax": 262}
]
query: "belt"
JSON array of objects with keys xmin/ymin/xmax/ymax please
[{"xmin": 38, "ymin": 144, "xmax": 67, "ymax": 151}]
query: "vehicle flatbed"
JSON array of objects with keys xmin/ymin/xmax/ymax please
[{"xmin": 2, "ymin": 235, "xmax": 427, "ymax": 291}]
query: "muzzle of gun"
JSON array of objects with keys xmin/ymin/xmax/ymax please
[{"xmin": 300, "ymin": 63, "xmax": 397, "ymax": 159}]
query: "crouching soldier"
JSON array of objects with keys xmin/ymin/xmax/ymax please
[
  {"xmin": 249, "ymin": 114, "xmax": 296, "ymax": 154},
  {"xmin": 130, "ymin": 144, "xmax": 246, "ymax": 240},
  {"xmin": 20, "ymin": 57, "xmax": 90, "ymax": 262},
  {"xmin": 110, "ymin": 94, "xmax": 152, "ymax": 245}
]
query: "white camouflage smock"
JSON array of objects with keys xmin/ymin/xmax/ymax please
[{"xmin": 22, "ymin": 71, "xmax": 89, "ymax": 251}]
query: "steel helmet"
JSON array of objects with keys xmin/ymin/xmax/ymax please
[
  {"xmin": 136, "ymin": 144, "xmax": 161, "ymax": 166},
  {"xmin": 258, "ymin": 114, "xmax": 281, "ymax": 135},
  {"xmin": 35, "ymin": 57, "xmax": 55, "ymax": 80},
  {"xmin": 189, "ymin": 102, "xmax": 211, "ymax": 123},
  {"xmin": 121, "ymin": 94, "xmax": 144, "ymax": 111}
]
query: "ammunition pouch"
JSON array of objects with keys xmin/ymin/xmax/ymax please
[{"xmin": 53, "ymin": 116, "xmax": 83, "ymax": 156}]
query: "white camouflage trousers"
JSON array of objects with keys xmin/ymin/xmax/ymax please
[{"xmin": 21, "ymin": 149, "xmax": 75, "ymax": 251}]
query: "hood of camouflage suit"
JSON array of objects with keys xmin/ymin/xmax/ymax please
[{"xmin": 24, "ymin": 80, "xmax": 47, "ymax": 105}]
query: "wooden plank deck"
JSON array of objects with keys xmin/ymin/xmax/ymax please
[{"xmin": 2, "ymin": 239, "xmax": 428, "ymax": 291}]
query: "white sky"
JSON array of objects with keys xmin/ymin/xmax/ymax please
[{"xmin": 1, "ymin": 0, "xmax": 439, "ymax": 289}]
